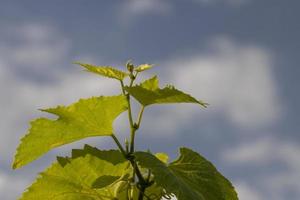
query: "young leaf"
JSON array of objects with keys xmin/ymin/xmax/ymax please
[
  {"xmin": 125, "ymin": 76, "xmax": 208, "ymax": 107},
  {"xmin": 139, "ymin": 75, "xmax": 159, "ymax": 91},
  {"xmin": 74, "ymin": 62, "xmax": 129, "ymax": 80},
  {"xmin": 19, "ymin": 152, "xmax": 129, "ymax": 200},
  {"xmin": 13, "ymin": 95, "xmax": 127, "ymax": 169},
  {"xmin": 134, "ymin": 64, "xmax": 153, "ymax": 72},
  {"xmin": 135, "ymin": 147, "xmax": 238, "ymax": 200}
]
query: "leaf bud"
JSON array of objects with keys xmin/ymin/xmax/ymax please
[
  {"xmin": 133, "ymin": 123, "xmax": 139, "ymax": 130},
  {"xmin": 126, "ymin": 60, "xmax": 134, "ymax": 72}
]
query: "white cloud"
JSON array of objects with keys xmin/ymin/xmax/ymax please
[
  {"xmin": 194, "ymin": 0, "xmax": 249, "ymax": 6},
  {"xmin": 0, "ymin": 23, "xmax": 284, "ymax": 200},
  {"xmin": 235, "ymin": 182, "xmax": 264, "ymax": 200},
  {"xmin": 119, "ymin": 0, "xmax": 172, "ymax": 25},
  {"xmin": 223, "ymin": 137, "xmax": 300, "ymax": 199},
  {"xmin": 121, "ymin": 0, "xmax": 249, "ymax": 18},
  {"xmin": 0, "ymin": 23, "xmax": 125, "ymax": 199},
  {"xmin": 222, "ymin": 137, "xmax": 277, "ymax": 164},
  {"xmin": 0, "ymin": 24, "xmax": 70, "ymax": 70},
  {"xmin": 0, "ymin": 171, "xmax": 31, "ymax": 200},
  {"xmin": 0, "ymin": 23, "xmax": 120, "ymax": 163},
  {"xmin": 119, "ymin": 0, "xmax": 249, "ymax": 26},
  {"xmin": 227, "ymin": 0, "xmax": 248, "ymax": 5},
  {"xmin": 121, "ymin": 0, "xmax": 249, "ymax": 20},
  {"xmin": 0, "ymin": 63, "xmax": 119, "ymax": 162},
  {"xmin": 162, "ymin": 37, "xmax": 281, "ymax": 129},
  {"xmin": 222, "ymin": 137, "xmax": 300, "ymax": 167},
  {"xmin": 132, "ymin": 37, "xmax": 280, "ymax": 137},
  {"xmin": 123, "ymin": 0, "xmax": 171, "ymax": 15}
]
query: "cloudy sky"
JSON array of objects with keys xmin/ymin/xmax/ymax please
[{"xmin": 0, "ymin": 0, "xmax": 299, "ymax": 199}]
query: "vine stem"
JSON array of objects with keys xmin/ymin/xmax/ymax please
[
  {"xmin": 111, "ymin": 134, "xmax": 127, "ymax": 158},
  {"xmin": 127, "ymin": 95, "xmax": 135, "ymax": 153},
  {"xmin": 130, "ymin": 106, "xmax": 144, "ymax": 153},
  {"xmin": 136, "ymin": 106, "xmax": 145, "ymax": 129},
  {"xmin": 138, "ymin": 187, "xmax": 146, "ymax": 200},
  {"xmin": 110, "ymin": 134, "xmax": 146, "ymax": 186},
  {"xmin": 120, "ymin": 80, "xmax": 135, "ymax": 153},
  {"xmin": 118, "ymin": 71, "xmax": 149, "ymax": 200}
]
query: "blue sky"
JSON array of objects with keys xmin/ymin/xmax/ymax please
[{"xmin": 0, "ymin": 0, "xmax": 299, "ymax": 199}]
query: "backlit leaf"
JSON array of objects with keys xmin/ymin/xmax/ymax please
[
  {"xmin": 125, "ymin": 76, "xmax": 208, "ymax": 107},
  {"xmin": 19, "ymin": 150, "xmax": 129, "ymax": 200},
  {"xmin": 92, "ymin": 175, "xmax": 120, "ymax": 189},
  {"xmin": 155, "ymin": 152, "xmax": 169, "ymax": 164},
  {"xmin": 134, "ymin": 64, "xmax": 153, "ymax": 72},
  {"xmin": 20, "ymin": 146, "xmax": 165, "ymax": 200},
  {"xmin": 72, "ymin": 144, "xmax": 126, "ymax": 165},
  {"xmin": 139, "ymin": 75, "xmax": 159, "ymax": 91},
  {"xmin": 13, "ymin": 95, "xmax": 127, "ymax": 169},
  {"xmin": 135, "ymin": 147, "xmax": 238, "ymax": 200},
  {"xmin": 75, "ymin": 62, "xmax": 129, "ymax": 80}
]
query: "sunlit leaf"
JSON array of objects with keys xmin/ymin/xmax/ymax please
[
  {"xmin": 139, "ymin": 75, "xmax": 159, "ymax": 91},
  {"xmin": 125, "ymin": 76, "xmax": 208, "ymax": 107},
  {"xmin": 19, "ymin": 149, "xmax": 129, "ymax": 200},
  {"xmin": 155, "ymin": 152, "xmax": 169, "ymax": 164},
  {"xmin": 13, "ymin": 95, "xmax": 127, "ymax": 169},
  {"xmin": 75, "ymin": 62, "xmax": 129, "ymax": 80},
  {"xmin": 72, "ymin": 144, "xmax": 126, "ymax": 165},
  {"xmin": 135, "ymin": 147, "xmax": 238, "ymax": 200},
  {"xmin": 92, "ymin": 175, "xmax": 120, "ymax": 189},
  {"xmin": 134, "ymin": 64, "xmax": 153, "ymax": 72}
]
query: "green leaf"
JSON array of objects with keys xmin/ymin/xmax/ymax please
[
  {"xmin": 74, "ymin": 62, "xmax": 129, "ymax": 80},
  {"xmin": 72, "ymin": 144, "xmax": 126, "ymax": 165},
  {"xmin": 155, "ymin": 152, "xmax": 169, "ymax": 164},
  {"xmin": 139, "ymin": 75, "xmax": 159, "ymax": 91},
  {"xmin": 56, "ymin": 156, "xmax": 71, "ymax": 167},
  {"xmin": 134, "ymin": 183, "xmax": 167, "ymax": 200},
  {"xmin": 20, "ymin": 146, "xmax": 164, "ymax": 200},
  {"xmin": 19, "ymin": 150, "xmax": 129, "ymax": 200},
  {"xmin": 13, "ymin": 95, "xmax": 127, "ymax": 169},
  {"xmin": 135, "ymin": 147, "xmax": 238, "ymax": 200},
  {"xmin": 134, "ymin": 64, "xmax": 153, "ymax": 72},
  {"xmin": 125, "ymin": 76, "xmax": 208, "ymax": 107},
  {"xmin": 92, "ymin": 175, "xmax": 120, "ymax": 189}
]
